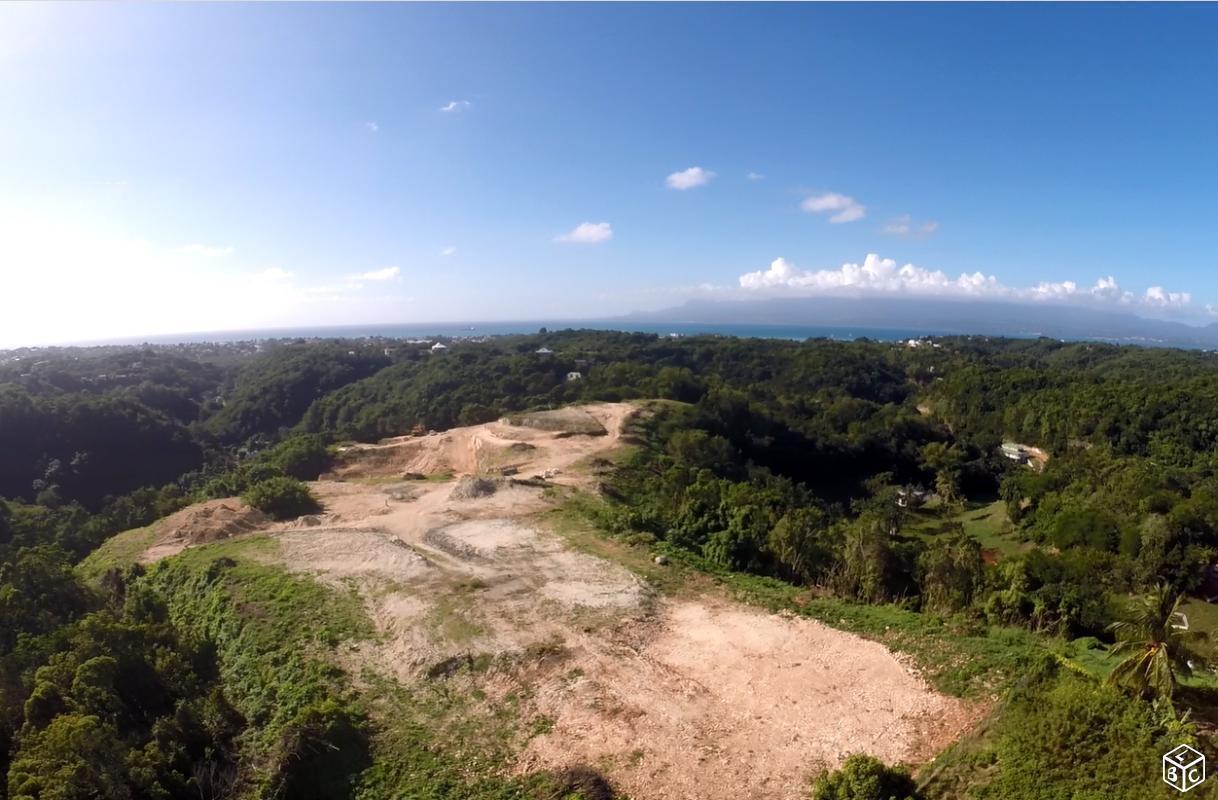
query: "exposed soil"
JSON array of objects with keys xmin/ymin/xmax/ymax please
[
  {"xmin": 503, "ymin": 407, "xmax": 609, "ymax": 436},
  {"xmin": 1024, "ymin": 445, "xmax": 1051, "ymax": 471},
  {"xmin": 137, "ymin": 402, "xmax": 977, "ymax": 799},
  {"xmin": 512, "ymin": 602, "xmax": 975, "ymax": 800},
  {"xmin": 327, "ymin": 403, "xmax": 632, "ymax": 483},
  {"xmin": 140, "ymin": 499, "xmax": 268, "ymax": 563}
]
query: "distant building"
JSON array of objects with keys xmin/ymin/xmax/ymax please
[
  {"xmin": 896, "ymin": 486, "xmax": 928, "ymax": 508},
  {"xmin": 430, "ymin": 342, "xmax": 448, "ymax": 352},
  {"xmin": 536, "ymin": 347, "xmax": 554, "ymax": 355},
  {"xmin": 566, "ymin": 371, "xmax": 583, "ymax": 382},
  {"xmin": 1001, "ymin": 442, "xmax": 1029, "ymax": 463}
]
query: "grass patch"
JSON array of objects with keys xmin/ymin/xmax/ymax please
[
  {"xmin": 77, "ymin": 524, "xmax": 159, "ymax": 580},
  {"xmin": 352, "ymin": 672, "xmax": 573, "ymax": 800},
  {"xmin": 906, "ymin": 499, "xmax": 1030, "ymax": 560},
  {"xmin": 424, "ymin": 470, "xmax": 457, "ymax": 483},
  {"xmin": 1180, "ymin": 597, "xmax": 1218, "ymax": 638},
  {"xmin": 348, "ymin": 474, "xmax": 414, "ymax": 486},
  {"xmin": 425, "ymin": 595, "xmax": 487, "ymax": 646},
  {"xmin": 1052, "ymin": 633, "xmax": 1218, "ymax": 691},
  {"xmin": 954, "ymin": 500, "xmax": 1026, "ymax": 557}
]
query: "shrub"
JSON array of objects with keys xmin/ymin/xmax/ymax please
[
  {"xmin": 546, "ymin": 765, "xmax": 615, "ymax": 800},
  {"xmin": 978, "ymin": 673, "xmax": 1185, "ymax": 799},
  {"xmin": 201, "ymin": 461, "xmax": 285, "ymax": 499},
  {"xmin": 264, "ymin": 435, "xmax": 333, "ymax": 481},
  {"xmin": 273, "ymin": 700, "xmax": 371, "ymax": 800},
  {"xmin": 810, "ymin": 754, "xmax": 920, "ymax": 800},
  {"xmin": 242, "ymin": 476, "xmax": 319, "ymax": 520}
]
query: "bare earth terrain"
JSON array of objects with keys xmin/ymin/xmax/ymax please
[{"xmin": 139, "ymin": 402, "xmax": 975, "ymax": 800}]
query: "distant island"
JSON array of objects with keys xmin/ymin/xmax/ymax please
[{"xmin": 619, "ymin": 295, "xmax": 1218, "ymax": 350}]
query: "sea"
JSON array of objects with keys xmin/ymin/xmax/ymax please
[{"xmin": 93, "ymin": 320, "xmax": 958, "ymax": 347}]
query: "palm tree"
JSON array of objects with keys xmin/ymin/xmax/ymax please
[{"xmin": 1107, "ymin": 583, "xmax": 1209, "ymax": 700}]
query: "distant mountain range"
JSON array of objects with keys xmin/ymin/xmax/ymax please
[{"xmin": 620, "ymin": 296, "xmax": 1218, "ymax": 349}]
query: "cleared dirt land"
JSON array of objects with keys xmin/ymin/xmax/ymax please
[{"xmin": 134, "ymin": 402, "xmax": 974, "ymax": 800}]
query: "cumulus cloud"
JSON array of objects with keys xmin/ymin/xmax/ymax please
[
  {"xmin": 554, "ymin": 222, "xmax": 613, "ymax": 244},
  {"xmin": 349, "ymin": 266, "xmax": 401, "ymax": 282},
  {"xmin": 441, "ymin": 245, "xmax": 457, "ymax": 256},
  {"xmin": 179, "ymin": 243, "xmax": 234, "ymax": 258},
  {"xmin": 882, "ymin": 215, "xmax": 939, "ymax": 237},
  {"xmin": 740, "ymin": 254, "xmax": 996, "ymax": 295},
  {"xmin": 737, "ymin": 253, "xmax": 1193, "ymax": 315},
  {"xmin": 747, "ymin": 171, "xmax": 765, "ymax": 181},
  {"xmin": 801, "ymin": 192, "xmax": 865, "ymax": 223},
  {"xmin": 665, "ymin": 166, "xmax": 715, "ymax": 190},
  {"xmin": 439, "ymin": 100, "xmax": 471, "ymax": 113},
  {"xmin": 1145, "ymin": 286, "xmax": 1192, "ymax": 308}
]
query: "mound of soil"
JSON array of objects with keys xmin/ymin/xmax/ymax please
[
  {"xmin": 449, "ymin": 475, "xmax": 502, "ymax": 500},
  {"xmin": 154, "ymin": 499, "xmax": 269, "ymax": 546},
  {"xmin": 505, "ymin": 408, "xmax": 608, "ymax": 436}
]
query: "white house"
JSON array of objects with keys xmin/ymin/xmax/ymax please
[
  {"xmin": 430, "ymin": 342, "xmax": 448, "ymax": 352},
  {"xmin": 1001, "ymin": 442, "xmax": 1028, "ymax": 462},
  {"xmin": 536, "ymin": 347, "xmax": 554, "ymax": 355},
  {"xmin": 566, "ymin": 371, "xmax": 582, "ymax": 382}
]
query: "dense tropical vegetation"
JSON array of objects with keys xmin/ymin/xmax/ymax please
[{"xmin": 6, "ymin": 330, "xmax": 1218, "ymax": 797}]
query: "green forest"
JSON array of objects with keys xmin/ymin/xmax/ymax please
[{"xmin": 5, "ymin": 330, "xmax": 1218, "ymax": 798}]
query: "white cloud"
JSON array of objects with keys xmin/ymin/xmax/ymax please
[
  {"xmin": 179, "ymin": 243, "xmax": 234, "ymax": 258},
  {"xmin": 350, "ymin": 266, "xmax": 401, "ymax": 282},
  {"xmin": 737, "ymin": 253, "xmax": 1193, "ymax": 315},
  {"xmin": 554, "ymin": 222, "xmax": 613, "ymax": 244},
  {"xmin": 441, "ymin": 245, "xmax": 457, "ymax": 256},
  {"xmin": 740, "ymin": 254, "xmax": 995, "ymax": 295},
  {"xmin": 747, "ymin": 171, "xmax": 765, "ymax": 181},
  {"xmin": 801, "ymin": 192, "xmax": 865, "ymax": 224},
  {"xmin": 665, "ymin": 166, "xmax": 716, "ymax": 190},
  {"xmin": 1145, "ymin": 286, "xmax": 1192, "ymax": 308},
  {"xmin": 439, "ymin": 100, "xmax": 471, "ymax": 113},
  {"xmin": 882, "ymin": 215, "xmax": 939, "ymax": 237},
  {"xmin": 257, "ymin": 267, "xmax": 293, "ymax": 281},
  {"xmin": 365, "ymin": 121, "xmax": 379, "ymax": 133}
]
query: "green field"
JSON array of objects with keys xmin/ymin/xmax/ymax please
[
  {"xmin": 906, "ymin": 498, "xmax": 1030, "ymax": 559},
  {"xmin": 77, "ymin": 524, "xmax": 160, "ymax": 579}
]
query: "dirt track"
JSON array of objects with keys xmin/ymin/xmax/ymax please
[{"xmin": 139, "ymin": 402, "xmax": 975, "ymax": 799}]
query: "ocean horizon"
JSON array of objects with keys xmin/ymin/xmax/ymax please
[{"xmin": 56, "ymin": 320, "xmax": 964, "ymax": 348}]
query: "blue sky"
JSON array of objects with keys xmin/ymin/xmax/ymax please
[{"xmin": 3, "ymin": 2, "xmax": 1218, "ymax": 345}]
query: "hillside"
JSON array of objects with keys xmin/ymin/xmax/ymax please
[
  {"xmin": 89, "ymin": 403, "xmax": 973, "ymax": 799},
  {"xmin": 6, "ymin": 332, "xmax": 1218, "ymax": 799}
]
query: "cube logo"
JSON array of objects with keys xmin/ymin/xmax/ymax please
[{"xmin": 1164, "ymin": 744, "xmax": 1206, "ymax": 792}]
